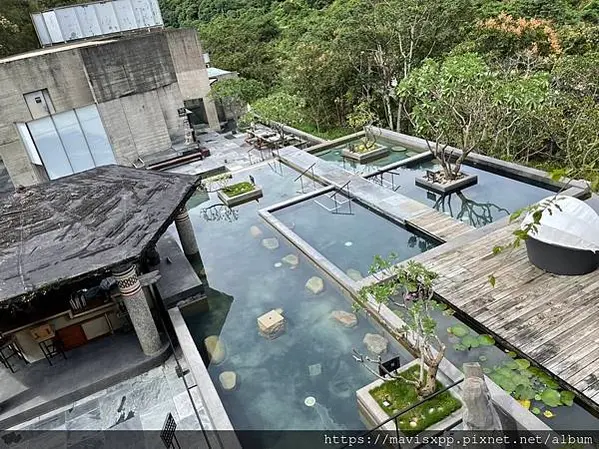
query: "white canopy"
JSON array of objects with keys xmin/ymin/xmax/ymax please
[{"xmin": 521, "ymin": 195, "xmax": 599, "ymax": 252}]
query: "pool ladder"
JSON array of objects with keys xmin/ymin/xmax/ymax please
[
  {"xmin": 293, "ymin": 162, "xmax": 319, "ymax": 193},
  {"xmin": 313, "ymin": 180, "xmax": 354, "ymax": 215}
]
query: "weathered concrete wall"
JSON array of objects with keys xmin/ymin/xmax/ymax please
[
  {"xmin": 81, "ymin": 33, "xmax": 177, "ymax": 104},
  {"xmin": 99, "ymin": 90, "xmax": 172, "ymax": 165},
  {"xmin": 0, "ymin": 49, "xmax": 94, "ymax": 186},
  {"xmin": 157, "ymin": 83, "xmax": 185, "ymax": 145},
  {"xmin": 165, "ymin": 29, "xmax": 219, "ymax": 130}
]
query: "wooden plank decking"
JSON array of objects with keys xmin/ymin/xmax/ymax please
[
  {"xmin": 411, "ymin": 221, "xmax": 599, "ymax": 409},
  {"xmin": 279, "ymin": 146, "xmax": 473, "ymax": 242}
]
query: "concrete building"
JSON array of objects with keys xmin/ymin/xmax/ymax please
[{"xmin": 0, "ymin": 28, "xmax": 220, "ymax": 189}]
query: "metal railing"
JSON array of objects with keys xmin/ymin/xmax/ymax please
[
  {"xmin": 338, "ymin": 378, "xmax": 464, "ymax": 449},
  {"xmin": 313, "ymin": 180, "xmax": 354, "ymax": 215},
  {"xmin": 372, "ymin": 170, "xmax": 402, "ymax": 192},
  {"xmin": 293, "ymin": 162, "xmax": 318, "ymax": 193}
]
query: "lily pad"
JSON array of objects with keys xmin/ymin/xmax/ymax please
[
  {"xmin": 478, "ymin": 334, "xmax": 495, "ymax": 346},
  {"xmin": 506, "ymin": 350, "xmax": 517, "ymax": 358},
  {"xmin": 517, "ymin": 399, "xmax": 531, "ymax": 410},
  {"xmin": 483, "ymin": 367, "xmax": 491, "ymax": 374},
  {"xmin": 478, "ymin": 355, "xmax": 487, "ymax": 362},
  {"xmin": 448, "ymin": 325, "xmax": 469, "ymax": 337},
  {"xmin": 515, "ymin": 359, "xmax": 531, "ymax": 370},
  {"xmin": 543, "ymin": 410, "xmax": 555, "ymax": 418},
  {"xmin": 514, "ymin": 384, "xmax": 536, "ymax": 401},
  {"xmin": 534, "ymin": 394, "xmax": 542, "ymax": 401},
  {"xmin": 461, "ymin": 335, "xmax": 480, "ymax": 349},
  {"xmin": 560, "ymin": 390, "xmax": 575, "ymax": 406},
  {"xmin": 540, "ymin": 388, "xmax": 561, "ymax": 407},
  {"xmin": 531, "ymin": 407, "xmax": 541, "ymax": 415},
  {"xmin": 503, "ymin": 360, "xmax": 519, "ymax": 370},
  {"xmin": 453, "ymin": 343, "xmax": 467, "ymax": 351}
]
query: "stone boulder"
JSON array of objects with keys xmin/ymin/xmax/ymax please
[
  {"xmin": 282, "ymin": 254, "xmax": 299, "ymax": 268},
  {"xmin": 250, "ymin": 226, "xmax": 263, "ymax": 238},
  {"xmin": 257, "ymin": 309, "xmax": 285, "ymax": 339},
  {"xmin": 262, "ymin": 238, "xmax": 279, "ymax": 250},
  {"xmin": 219, "ymin": 371, "xmax": 237, "ymax": 391},
  {"xmin": 346, "ymin": 268, "xmax": 363, "ymax": 282},
  {"xmin": 305, "ymin": 276, "xmax": 324, "ymax": 295},
  {"xmin": 363, "ymin": 333, "xmax": 388, "ymax": 355},
  {"xmin": 204, "ymin": 336, "xmax": 226, "ymax": 364},
  {"xmin": 331, "ymin": 310, "xmax": 358, "ymax": 328}
]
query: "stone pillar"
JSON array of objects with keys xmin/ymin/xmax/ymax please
[
  {"xmin": 113, "ymin": 264, "xmax": 162, "ymax": 356},
  {"xmin": 175, "ymin": 208, "xmax": 199, "ymax": 259}
]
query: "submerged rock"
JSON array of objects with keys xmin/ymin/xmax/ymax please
[
  {"xmin": 282, "ymin": 254, "xmax": 299, "ymax": 268},
  {"xmin": 204, "ymin": 335, "xmax": 226, "ymax": 364},
  {"xmin": 250, "ymin": 226, "xmax": 263, "ymax": 238},
  {"xmin": 219, "ymin": 371, "xmax": 237, "ymax": 390},
  {"xmin": 262, "ymin": 237, "xmax": 279, "ymax": 250},
  {"xmin": 274, "ymin": 262, "xmax": 283, "ymax": 268},
  {"xmin": 331, "ymin": 310, "xmax": 358, "ymax": 328},
  {"xmin": 305, "ymin": 276, "xmax": 324, "ymax": 295},
  {"xmin": 346, "ymin": 268, "xmax": 363, "ymax": 282},
  {"xmin": 308, "ymin": 364, "xmax": 322, "ymax": 376},
  {"xmin": 363, "ymin": 333, "xmax": 388, "ymax": 355}
]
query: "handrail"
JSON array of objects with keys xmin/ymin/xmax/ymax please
[
  {"xmin": 293, "ymin": 162, "xmax": 316, "ymax": 182},
  {"xmin": 338, "ymin": 377, "xmax": 464, "ymax": 449}
]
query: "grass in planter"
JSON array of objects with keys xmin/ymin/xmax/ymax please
[
  {"xmin": 369, "ymin": 365, "xmax": 461, "ymax": 436},
  {"xmin": 222, "ymin": 181, "xmax": 255, "ymax": 198}
]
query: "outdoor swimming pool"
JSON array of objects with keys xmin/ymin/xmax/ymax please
[
  {"xmin": 368, "ymin": 159, "xmax": 555, "ymax": 227},
  {"xmin": 273, "ymin": 192, "xmax": 438, "ymax": 277},
  {"xmin": 313, "ymin": 138, "xmax": 417, "ymax": 175},
  {"xmin": 182, "ymin": 163, "xmax": 413, "ymax": 432}
]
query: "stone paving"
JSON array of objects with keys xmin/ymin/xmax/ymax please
[
  {"xmin": 6, "ymin": 355, "xmax": 208, "ymax": 435},
  {"xmin": 168, "ymin": 131, "xmax": 277, "ymax": 177}
]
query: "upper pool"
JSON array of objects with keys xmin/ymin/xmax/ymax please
[
  {"xmin": 272, "ymin": 192, "xmax": 438, "ymax": 278},
  {"xmin": 313, "ymin": 138, "xmax": 418, "ymax": 175},
  {"xmin": 182, "ymin": 163, "xmax": 413, "ymax": 432},
  {"xmin": 368, "ymin": 159, "xmax": 555, "ymax": 227}
]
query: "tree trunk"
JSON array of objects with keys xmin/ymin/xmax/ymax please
[{"xmin": 419, "ymin": 360, "xmax": 439, "ymax": 397}]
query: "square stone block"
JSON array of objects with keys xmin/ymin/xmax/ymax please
[{"xmin": 257, "ymin": 310, "xmax": 285, "ymax": 339}]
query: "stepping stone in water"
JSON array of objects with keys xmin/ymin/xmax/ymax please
[
  {"xmin": 331, "ymin": 310, "xmax": 358, "ymax": 328},
  {"xmin": 274, "ymin": 262, "xmax": 282, "ymax": 268},
  {"xmin": 346, "ymin": 268, "xmax": 363, "ymax": 282},
  {"xmin": 305, "ymin": 276, "xmax": 324, "ymax": 295},
  {"xmin": 282, "ymin": 254, "xmax": 299, "ymax": 268},
  {"xmin": 262, "ymin": 237, "xmax": 279, "ymax": 250},
  {"xmin": 250, "ymin": 226, "xmax": 263, "ymax": 238},
  {"xmin": 308, "ymin": 364, "xmax": 322, "ymax": 376},
  {"xmin": 219, "ymin": 371, "xmax": 237, "ymax": 390},
  {"xmin": 363, "ymin": 333, "xmax": 388, "ymax": 355},
  {"xmin": 204, "ymin": 335, "xmax": 226, "ymax": 364}
]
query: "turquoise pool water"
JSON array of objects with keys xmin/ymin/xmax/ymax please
[
  {"xmin": 273, "ymin": 193, "xmax": 438, "ymax": 277},
  {"xmin": 313, "ymin": 138, "xmax": 417, "ymax": 175},
  {"xmin": 182, "ymin": 163, "xmax": 413, "ymax": 432},
  {"xmin": 368, "ymin": 159, "xmax": 554, "ymax": 227}
]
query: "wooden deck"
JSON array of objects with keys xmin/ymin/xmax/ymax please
[
  {"xmin": 411, "ymin": 220, "xmax": 599, "ymax": 410},
  {"xmin": 279, "ymin": 146, "xmax": 473, "ymax": 243}
]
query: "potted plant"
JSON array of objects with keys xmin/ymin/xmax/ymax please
[
  {"xmin": 356, "ymin": 258, "xmax": 462, "ymax": 435},
  {"xmin": 342, "ymin": 102, "xmax": 389, "ymax": 162}
]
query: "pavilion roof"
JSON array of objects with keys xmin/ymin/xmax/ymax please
[{"xmin": 0, "ymin": 165, "xmax": 201, "ymax": 305}]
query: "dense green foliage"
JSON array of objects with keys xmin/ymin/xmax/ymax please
[
  {"xmin": 370, "ymin": 365, "xmax": 461, "ymax": 435},
  {"xmin": 3, "ymin": 0, "xmax": 599, "ymax": 180},
  {"xmin": 221, "ymin": 181, "xmax": 255, "ymax": 197}
]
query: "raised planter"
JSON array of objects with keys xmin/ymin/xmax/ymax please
[
  {"xmin": 415, "ymin": 172, "xmax": 478, "ymax": 195},
  {"xmin": 342, "ymin": 142, "xmax": 389, "ymax": 163},
  {"xmin": 357, "ymin": 359, "xmax": 462, "ymax": 441},
  {"xmin": 218, "ymin": 184, "xmax": 263, "ymax": 207}
]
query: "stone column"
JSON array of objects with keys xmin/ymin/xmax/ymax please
[
  {"xmin": 175, "ymin": 207, "xmax": 199, "ymax": 259},
  {"xmin": 113, "ymin": 264, "xmax": 162, "ymax": 356}
]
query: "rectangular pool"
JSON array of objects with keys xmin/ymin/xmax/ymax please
[
  {"xmin": 368, "ymin": 158, "xmax": 555, "ymax": 227},
  {"xmin": 273, "ymin": 192, "xmax": 438, "ymax": 279}
]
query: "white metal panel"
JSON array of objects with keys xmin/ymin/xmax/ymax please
[
  {"xmin": 148, "ymin": 0, "xmax": 164, "ymax": 25},
  {"xmin": 16, "ymin": 123, "xmax": 43, "ymax": 166},
  {"xmin": 131, "ymin": 0, "xmax": 153, "ymax": 28},
  {"xmin": 113, "ymin": 0, "xmax": 137, "ymax": 31},
  {"xmin": 42, "ymin": 11, "xmax": 64, "ymax": 43},
  {"xmin": 55, "ymin": 8, "xmax": 83, "ymax": 42},
  {"xmin": 94, "ymin": 2, "xmax": 120, "ymax": 35},
  {"xmin": 31, "ymin": 13, "xmax": 52, "ymax": 46},
  {"xmin": 75, "ymin": 5, "xmax": 102, "ymax": 38}
]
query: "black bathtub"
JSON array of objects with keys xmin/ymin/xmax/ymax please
[{"xmin": 525, "ymin": 236, "xmax": 599, "ymax": 275}]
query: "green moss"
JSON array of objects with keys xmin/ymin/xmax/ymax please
[
  {"xmin": 221, "ymin": 181, "xmax": 256, "ymax": 198},
  {"xmin": 369, "ymin": 365, "xmax": 461, "ymax": 436}
]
